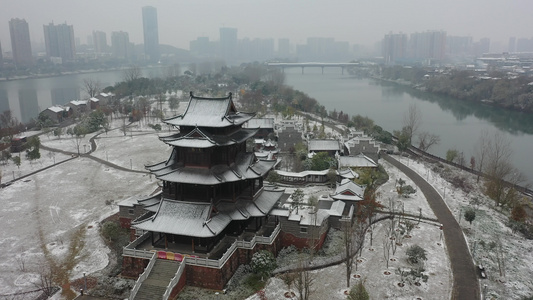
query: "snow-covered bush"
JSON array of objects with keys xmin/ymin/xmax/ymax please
[{"xmin": 251, "ymin": 250, "xmax": 277, "ymax": 280}]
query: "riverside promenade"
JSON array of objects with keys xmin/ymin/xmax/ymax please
[{"xmin": 382, "ymin": 153, "xmax": 480, "ymax": 300}]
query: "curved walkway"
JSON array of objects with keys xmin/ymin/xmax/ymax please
[
  {"xmin": 382, "ymin": 153, "xmax": 479, "ymax": 300},
  {"xmin": 2, "ymin": 128, "xmax": 149, "ymax": 188}
]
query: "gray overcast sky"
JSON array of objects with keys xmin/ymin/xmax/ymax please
[{"xmin": 1, "ymin": 0, "xmax": 532, "ymax": 51}]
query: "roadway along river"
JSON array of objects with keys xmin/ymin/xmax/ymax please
[{"xmin": 1, "ymin": 67, "xmax": 532, "ymax": 185}]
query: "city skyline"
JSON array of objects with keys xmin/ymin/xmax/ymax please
[{"xmin": 1, "ymin": 0, "xmax": 532, "ymax": 54}]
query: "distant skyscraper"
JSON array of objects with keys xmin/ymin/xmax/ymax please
[
  {"xmin": 0, "ymin": 41, "xmax": 3, "ymax": 65},
  {"xmin": 219, "ymin": 27, "xmax": 237, "ymax": 63},
  {"xmin": 409, "ymin": 31, "xmax": 446, "ymax": 61},
  {"xmin": 382, "ymin": 32, "xmax": 407, "ymax": 64},
  {"xmin": 278, "ymin": 38, "xmax": 290, "ymax": 57},
  {"xmin": 9, "ymin": 18, "xmax": 33, "ymax": 66},
  {"xmin": 446, "ymin": 36, "xmax": 473, "ymax": 57},
  {"xmin": 190, "ymin": 37, "xmax": 210, "ymax": 56},
  {"xmin": 93, "ymin": 31, "xmax": 108, "ymax": 53},
  {"xmin": 111, "ymin": 31, "xmax": 130, "ymax": 59},
  {"xmin": 142, "ymin": 6, "xmax": 160, "ymax": 62},
  {"xmin": 508, "ymin": 37, "xmax": 516, "ymax": 53},
  {"xmin": 43, "ymin": 22, "xmax": 76, "ymax": 61}
]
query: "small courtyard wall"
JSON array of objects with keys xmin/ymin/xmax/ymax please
[{"xmin": 122, "ymin": 256, "xmax": 149, "ymax": 278}]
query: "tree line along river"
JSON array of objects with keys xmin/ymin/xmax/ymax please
[{"xmin": 1, "ymin": 66, "xmax": 532, "ymax": 185}]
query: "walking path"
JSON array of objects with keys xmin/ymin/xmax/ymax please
[
  {"xmin": 382, "ymin": 153, "xmax": 480, "ymax": 300},
  {"xmin": 1, "ymin": 128, "xmax": 149, "ymax": 188}
]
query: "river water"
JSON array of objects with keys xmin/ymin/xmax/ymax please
[
  {"xmin": 1, "ymin": 67, "xmax": 532, "ymax": 185},
  {"xmin": 284, "ymin": 68, "xmax": 533, "ymax": 185}
]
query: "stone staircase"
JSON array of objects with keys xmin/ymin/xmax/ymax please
[{"xmin": 133, "ymin": 259, "xmax": 181, "ymax": 300}]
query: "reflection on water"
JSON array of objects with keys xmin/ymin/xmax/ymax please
[
  {"xmin": 384, "ymin": 81, "xmax": 533, "ymax": 135},
  {"xmin": 51, "ymin": 87, "xmax": 80, "ymax": 107},
  {"xmin": 18, "ymin": 89, "xmax": 39, "ymax": 124}
]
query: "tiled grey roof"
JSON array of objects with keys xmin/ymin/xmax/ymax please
[
  {"xmin": 308, "ymin": 139, "xmax": 341, "ymax": 151},
  {"xmin": 147, "ymin": 152, "xmax": 276, "ymax": 185},
  {"xmin": 132, "ymin": 189, "xmax": 284, "ymax": 237},
  {"xmin": 338, "ymin": 154, "xmax": 377, "ymax": 168},
  {"xmin": 331, "ymin": 179, "xmax": 365, "ymax": 202},
  {"xmin": 164, "ymin": 94, "xmax": 255, "ymax": 128},
  {"xmin": 159, "ymin": 127, "xmax": 258, "ymax": 149},
  {"xmin": 245, "ymin": 118, "xmax": 274, "ymax": 129}
]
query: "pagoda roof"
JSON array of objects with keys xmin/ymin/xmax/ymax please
[
  {"xmin": 146, "ymin": 152, "xmax": 276, "ymax": 185},
  {"xmin": 159, "ymin": 127, "xmax": 258, "ymax": 149},
  {"xmin": 132, "ymin": 188, "xmax": 284, "ymax": 238},
  {"xmin": 164, "ymin": 92, "xmax": 255, "ymax": 128}
]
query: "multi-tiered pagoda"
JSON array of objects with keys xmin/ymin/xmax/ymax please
[{"xmin": 129, "ymin": 92, "xmax": 283, "ymax": 256}]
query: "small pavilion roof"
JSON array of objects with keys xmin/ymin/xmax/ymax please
[
  {"xmin": 146, "ymin": 152, "xmax": 276, "ymax": 185},
  {"xmin": 159, "ymin": 127, "xmax": 258, "ymax": 149},
  {"xmin": 331, "ymin": 179, "xmax": 365, "ymax": 202},
  {"xmin": 164, "ymin": 92, "xmax": 255, "ymax": 128}
]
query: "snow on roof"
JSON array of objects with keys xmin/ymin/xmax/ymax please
[
  {"xmin": 337, "ymin": 168, "xmax": 359, "ymax": 179},
  {"xmin": 308, "ymin": 139, "xmax": 341, "ymax": 151},
  {"xmin": 164, "ymin": 93, "xmax": 255, "ymax": 128},
  {"xmin": 70, "ymin": 100, "xmax": 87, "ymax": 106},
  {"xmin": 331, "ymin": 179, "xmax": 365, "ymax": 202},
  {"xmin": 245, "ymin": 118, "xmax": 274, "ymax": 129},
  {"xmin": 90, "ymin": 97, "xmax": 99, "ymax": 102},
  {"xmin": 338, "ymin": 154, "xmax": 377, "ymax": 168},
  {"xmin": 133, "ymin": 200, "xmax": 222, "ymax": 238},
  {"xmin": 327, "ymin": 200, "xmax": 345, "ymax": 216},
  {"xmin": 276, "ymin": 169, "xmax": 329, "ymax": 178},
  {"xmin": 300, "ymin": 209, "xmax": 329, "ymax": 226},
  {"xmin": 269, "ymin": 208, "xmax": 290, "ymax": 217},
  {"xmin": 47, "ymin": 106, "xmax": 64, "ymax": 113},
  {"xmin": 150, "ymin": 152, "xmax": 276, "ymax": 185},
  {"xmin": 133, "ymin": 189, "xmax": 283, "ymax": 237},
  {"xmin": 160, "ymin": 128, "xmax": 258, "ymax": 149}
]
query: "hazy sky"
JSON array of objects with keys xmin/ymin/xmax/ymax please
[{"xmin": 2, "ymin": 0, "xmax": 532, "ymax": 51}]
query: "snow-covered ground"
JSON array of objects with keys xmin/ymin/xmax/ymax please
[{"xmin": 0, "ymin": 106, "xmax": 531, "ymax": 299}]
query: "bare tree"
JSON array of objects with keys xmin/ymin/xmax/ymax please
[
  {"xmin": 473, "ymin": 129, "xmax": 490, "ymax": 183},
  {"xmin": 34, "ymin": 263, "xmax": 55, "ymax": 297},
  {"xmin": 383, "ymin": 235, "xmax": 391, "ymax": 269},
  {"xmin": 484, "ymin": 131, "xmax": 523, "ymax": 208},
  {"xmin": 0, "ymin": 110, "xmax": 21, "ymax": 142},
  {"xmin": 342, "ymin": 218, "xmax": 356, "ymax": 288},
  {"xmin": 402, "ymin": 103, "xmax": 422, "ymax": 144},
  {"xmin": 82, "ymin": 78, "xmax": 101, "ymax": 98},
  {"xmin": 417, "ymin": 131, "xmax": 440, "ymax": 152},
  {"xmin": 294, "ymin": 254, "xmax": 315, "ymax": 300},
  {"xmin": 123, "ymin": 65, "xmax": 142, "ymax": 82}
]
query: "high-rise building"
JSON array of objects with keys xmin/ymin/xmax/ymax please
[
  {"xmin": 190, "ymin": 37, "xmax": 211, "ymax": 57},
  {"xmin": 219, "ymin": 27, "xmax": 237, "ymax": 63},
  {"xmin": 409, "ymin": 31, "xmax": 447, "ymax": 61},
  {"xmin": 382, "ymin": 32, "xmax": 407, "ymax": 64},
  {"xmin": 43, "ymin": 22, "xmax": 76, "ymax": 61},
  {"xmin": 474, "ymin": 38, "xmax": 490, "ymax": 56},
  {"xmin": 0, "ymin": 41, "xmax": 3, "ymax": 65},
  {"xmin": 93, "ymin": 30, "xmax": 108, "ymax": 53},
  {"xmin": 508, "ymin": 37, "xmax": 516, "ymax": 53},
  {"xmin": 446, "ymin": 36, "xmax": 473, "ymax": 58},
  {"xmin": 278, "ymin": 38, "xmax": 290, "ymax": 57},
  {"xmin": 9, "ymin": 18, "xmax": 33, "ymax": 66},
  {"xmin": 111, "ymin": 31, "xmax": 130, "ymax": 59},
  {"xmin": 516, "ymin": 37, "xmax": 533, "ymax": 52},
  {"xmin": 142, "ymin": 6, "xmax": 159, "ymax": 62}
]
